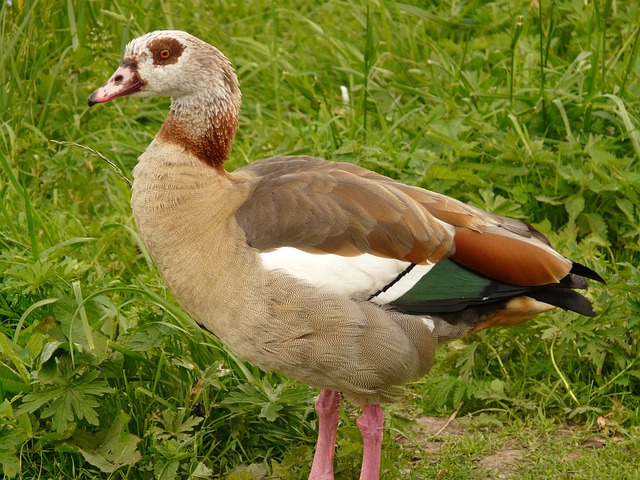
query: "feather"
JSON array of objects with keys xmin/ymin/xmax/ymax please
[
  {"xmin": 259, "ymin": 248, "xmax": 414, "ymax": 300},
  {"xmin": 451, "ymin": 228, "xmax": 572, "ymax": 286},
  {"xmin": 235, "ymin": 156, "xmax": 455, "ymax": 263}
]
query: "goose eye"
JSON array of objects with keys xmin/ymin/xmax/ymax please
[{"xmin": 148, "ymin": 38, "xmax": 184, "ymax": 66}]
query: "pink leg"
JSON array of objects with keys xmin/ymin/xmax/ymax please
[
  {"xmin": 356, "ymin": 404, "xmax": 384, "ymax": 480},
  {"xmin": 309, "ymin": 389, "xmax": 341, "ymax": 480}
]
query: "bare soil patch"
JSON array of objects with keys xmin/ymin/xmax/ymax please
[
  {"xmin": 478, "ymin": 447, "xmax": 527, "ymax": 479},
  {"xmin": 410, "ymin": 415, "xmax": 467, "ymax": 455},
  {"xmin": 402, "ymin": 415, "xmax": 618, "ymax": 479}
]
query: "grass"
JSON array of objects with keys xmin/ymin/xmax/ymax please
[{"xmin": 1, "ymin": 0, "xmax": 639, "ymax": 478}]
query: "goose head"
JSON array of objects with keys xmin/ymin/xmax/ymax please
[
  {"xmin": 88, "ymin": 30, "xmax": 240, "ymax": 106},
  {"xmin": 88, "ymin": 30, "xmax": 242, "ymax": 169}
]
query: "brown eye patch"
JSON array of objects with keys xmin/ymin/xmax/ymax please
[{"xmin": 148, "ymin": 37, "xmax": 185, "ymax": 65}]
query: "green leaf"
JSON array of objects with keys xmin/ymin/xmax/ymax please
[
  {"xmin": 151, "ymin": 408, "xmax": 203, "ymax": 442},
  {"xmin": 191, "ymin": 462, "xmax": 214, "ymax": 478},
  {"xmin": 583, "ymin": 212, "xmax": 608, "ymax": 240},
  {"xmin": 565, "ymin": 195, "xmax": 585, "ymax": 223},
  {"xmin": 616, "ymin": 198, "xmax": 636, "ymax": 223},
  {"xmin": 226, "ymin": 463, "xmax": 267, "ymax": 480},
  {"xmin": 0, "ymin": 450, "xmax": 20, "ymax": 479},
  {"xmin": 19, "ymin": 386, "xmax": 65, "ymax": 415},
  {"xmin": 40, "ymin": 340, "xmax": 64, "ymax": 363},
  {"xmin": 61, "ymin": 410, "xmax": 141, "ymax": 473},
  {"xmin": 0, "ymin": 401, "xmax": 27, "ymax": 479},
  {"xmin": 586, "ymin": 145, "xmax": 619, "ymax": 165},
  {"xmin": 18, "ymin": 361, "xmax": 112, "ymax": 432},
  {"xmin": 0, "ymin": 367, "xmax": 30, "ymax": 394},
  {"xmin": 155, "ymin": 458, "xmax": 180, "ymax": 480},
  {"xmin": 259, "ymin": 401, "xmax": 283, "ymax": 422}
]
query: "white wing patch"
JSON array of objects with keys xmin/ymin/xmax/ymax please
[
  {"xmin": 260, "ymin": 247, "xmax": 434, "ymax": 304},
  {"xmin": 368, "ymin": 263, "xmax": 435, "ymax": 304},
  {"xmin": 420, "ymin": 316, "xmax": 435, "ymax": 332}
]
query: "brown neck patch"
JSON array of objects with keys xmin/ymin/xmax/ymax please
[{"xmin": 158, "ymin": 109, "xmax": 238, "ymax": 173}]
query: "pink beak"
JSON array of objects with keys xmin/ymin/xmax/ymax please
[{"xmin": 88, "ymin": 61, "xmax": 143, "ymax": 106}]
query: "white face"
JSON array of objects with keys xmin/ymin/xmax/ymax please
[
  {"xmin": 124, "ymin": 31, "xmax": 196, "ymax": 98},
  {"xmin": 88, "ymin": 30, "xmax": 239, "ymax": 108}
]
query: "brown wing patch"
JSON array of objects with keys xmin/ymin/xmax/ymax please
[
  {"xmin": 452, "ymin": 228, "xmax": 571, "ymax": 286},
  {"xmin": 234, "ymin": 157, "xmax": 455, "ymax": 263},
  {"xmin": 394, "ymin": 185, "xmax": 546, "ymax": 241}
]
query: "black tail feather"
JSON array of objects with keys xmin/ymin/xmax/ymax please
[
  {"xmin": 571, "ymin": 262, "xmax": 605, "ymax": 284},
  {"xmin": 528, "ymin": 288, "xmax": 596, "ymax": 317}
]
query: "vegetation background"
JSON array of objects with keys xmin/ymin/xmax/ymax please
[{"xmin": 1, "ymin": 0, "xmax": 639, "ymax": 478}]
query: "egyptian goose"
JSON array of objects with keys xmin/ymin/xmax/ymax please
[{"xmin": 88, "ymin": 30, "xmax": 602, "ymax": 480}]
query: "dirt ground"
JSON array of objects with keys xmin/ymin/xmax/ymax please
[{"xmin": 400, "ymin": 416, "xmax": 612, "ymax": 479}]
